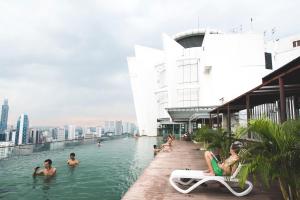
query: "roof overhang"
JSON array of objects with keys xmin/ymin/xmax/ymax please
[
  {"xmin": 166, "ymin": 106, "xmax": 218, "ymax": 122},
  {"xmin": 210, "ymin": 56, "xmax": 300, "ymax": 114}
]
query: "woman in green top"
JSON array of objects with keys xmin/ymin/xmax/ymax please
[{"xmin": 204, "ymin": 142, "xmax": 241, "ymax": 176}]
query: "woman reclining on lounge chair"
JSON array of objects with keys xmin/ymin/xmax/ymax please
[{"xmin": 204, "ymin": 141, "xmax": 242, "ymax": 176}]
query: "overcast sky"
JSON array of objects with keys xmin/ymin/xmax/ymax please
[{"xmin": 0, "ymin": 0, "xmax": 299, "ymax": 127}]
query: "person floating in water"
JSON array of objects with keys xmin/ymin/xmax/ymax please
[
  {"xmin": 97, "ymin": 141, "xmax": 101, "ymax": 147},
  {"xmin": 33, "ymin": 159, "xmax": 56, "ymax": 176},
  {"xmin": 67, "ymin": 152, "xmax": 79, "ymax": 166}
]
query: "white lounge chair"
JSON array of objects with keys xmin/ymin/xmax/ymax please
[{"xmin": 169, "ymin": 163, "xmax": 253, "ymax": 197}]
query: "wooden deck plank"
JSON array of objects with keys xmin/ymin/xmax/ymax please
[{"xmin": 122, "ymin": 140, "xmax": 282, "ymax": 200}]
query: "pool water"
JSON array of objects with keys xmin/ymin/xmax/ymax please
[{"xmin": 0, "ymin": 137, "xmax": 162, "ymax": 200}]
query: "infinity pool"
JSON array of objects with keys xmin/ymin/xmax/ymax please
[{"xmin": 0, "ymin": 137, "xmax": 162, "ymax": 200}]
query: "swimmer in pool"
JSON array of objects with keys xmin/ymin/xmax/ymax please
[
  {"xmin": 67, "ymin": 152, "xmax": 79, "ymax": 166},
  {"xmin": 33, "ymin": 159, "xmax": 56, "ymax": 176}
]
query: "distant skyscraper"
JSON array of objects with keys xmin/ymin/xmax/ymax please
[
  {"xmin": 29, "ymin": 128, "xmax": 42, "ymax": 144},
  {"xmin": 57, "ymin": 128, "xmax": 65, "ymax": 141},
  {"xmin": 68, "ymin": 125, "xmax": 75, "ymax": 140},
  {"xmin": 104, "ymin": 121, "xmax": 115, "ymax": 134},
  {"xmin": 115, "ymin": 121, "xmax": 122, "ymax": 135},
  {"xmin": 96, "ymin": 126, "xmax": 102, "ymax": 137},
  {"xmin": 0, "ymin": 98, "xmax": 9, "ymax": 141},
  {"xmin": 15, "ymin": 114, "xmax": 29, "ymax": 145}
]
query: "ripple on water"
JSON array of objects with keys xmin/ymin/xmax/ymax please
[{"xmin": 0, "ymin": 137, "xmax": 162, "ymax": 200}]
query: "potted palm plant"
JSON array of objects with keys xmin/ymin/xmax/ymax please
[
  {"xmin": 193, "ymin": 126, "xmax": 231, "ymax": 161},
  {"xmin": 236, "ymin": 118, "xmax": 300, "ymax": 200}
]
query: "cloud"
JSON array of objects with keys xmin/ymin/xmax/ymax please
[{"xmin": 0, "ymin": 0, "xmax": 299, "ymax": 126}]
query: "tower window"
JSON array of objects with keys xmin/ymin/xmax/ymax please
[{"xmin": 293, "ymin": 40, "xmax": 300, "ymax": 48}]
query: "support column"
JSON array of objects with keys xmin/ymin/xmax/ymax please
[
  {"xmin": 227, "ymin": 104, "xmax": 231, "ymax": 143},
  {"xmin": 209, "ymin": 113, "xmax": 212, "ymax": 128},
  {"xmin": 294, "ymin": 96, "xmax": 299, "ymax": 119},
  {"xmin": 246, "ymin": 94, "xmax": 251, "ymax": 138},
  {"xmin": 279, "ymin": 77, "xmax": 286, "ymax": 123},
  {"xmin": 217, "ymin": 110, "xmax": 220, "ymax": 128},
  {"xmin": 246, "ymin": 94, "xmax": 250, "ymax": 123}
]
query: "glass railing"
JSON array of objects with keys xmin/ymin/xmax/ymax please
[{"xmin": 0, "ymin": 138, "xmax": 99, "ymax": 160}]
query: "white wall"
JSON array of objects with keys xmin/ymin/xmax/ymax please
[
  {"xmin": 128, "ymin": 45, "xmax": 164, "ymax": 136},
  {"xmin": 266, "ymin": 34, "xmax": 300, "ymax": 69},
  {"xmin": 128, "ymin": 29, "xmax": 300, "ymax": 136}
]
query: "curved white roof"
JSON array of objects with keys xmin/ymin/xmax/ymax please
[{"xmin": 172, "ymin": 28, "xmax": 222, "ymax": 40}]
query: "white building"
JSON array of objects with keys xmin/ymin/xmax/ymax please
[
  {"xmin": 265, "ymin": 34, "xmax": 300, "ymax": 69},
  {"xmin": 68, "ymin": 125, "xmax": 76, "ymax": 140},
  {"xmin": 128, "ymin": 28, "xmax": 300, "ymax": 136},
  {"xmin": 115, "ymin": 120, "xmax": 122, "ymax": 135},
  {"xmin": 57, "ymin": 128, "xmax": 65, "ymax": 141},
  {"xmin": 122, "ymin": 122, "xmax": 130, "ymax": 134},
  {"xmin": 96, "ymin": 126, "xmax": 102, "ymax": 137},
  {"xmin": 104, "ymin": 121, "xmax": 115, "ymax": 134}
]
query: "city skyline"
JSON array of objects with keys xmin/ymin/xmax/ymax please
[{"xmin": 0, "ymin": 0, "xmax": 300, "ymax": 126}]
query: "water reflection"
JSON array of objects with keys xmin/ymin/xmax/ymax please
[
  {"xmin": 1, "ymin": 137, "xmax": 160, "ymax": 200},
  {"xmin": 32, "ymin": 175, "xmax": 56, "ymax": 200},
  {"xmin": 68, "ymin": 165, "xmax": 77, "ymax": 175}
]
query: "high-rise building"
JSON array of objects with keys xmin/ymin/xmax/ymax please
[
  {"xmin": 82, "ymin": 126, "xmax": 89, "ymax": 138},
  {"xmin": 128, "ymin": 28, "xmax": 300, "ymax": 136},
  {"xmin": 104, "ymin": 121, "xmax": 115, "ymax": 134},
  {"xmin": 129, "ymin": 123, "xmax": 137, "ymax": 135},
  {"xmin": 122, "ymin": 122, "xmax": 136, "ymax": 134},
  {"xmin": 29, "ymin": 128, "xmax": 42, "ymax": 144},
  {"xmin": 115, "ymin": 121, "xmax": 122, "ymax": 135},
  {"xmin": 96, "ymin": 126, "xmax": 102, "ymax": 137},
  {"xmin": 9, "ymin": 129, "xmax": 16, "ymax": 143},
  {"xmin": 57, "ymin": 128, "xmax": 65, "ymax": 141},
  {"xmin": 122, "ymin": 122, "xmax": 130, "ymax": 134},
  {"xmin": 0, "ymin": 98, "xmax": 9, "ymax": 140},
  {"xmin": 15, "ymin": 114, "xmax": 29, "ymax": 145},
  {"xmin": 68, "ymin": 125, "xmax": 76, "ymax": 140}
]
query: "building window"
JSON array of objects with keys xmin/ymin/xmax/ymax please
[
  {"xmin": 293, "ymin": 40, "xmax": 300, "ymax": 48},
  {"xmin": 157, "ymin": 91, "xmax": 168, "ymax": 116},
  {"xmin": 157, "ymin": 69, "xmax": 166, "ymax": 88},
  {"xmin": 177, "ymin": 59, "xmax": 199, "ymax": 83},
  {"xmin": 177, "ymin": 88, "xmax": 199, "ymax": 107},
  {"xmin": 264, "ymin": 52, "xmax": 273, "ymax": 70},
  {"xmin": 156, "ymin": 63, "xmax": 167, "ymax": 88}
]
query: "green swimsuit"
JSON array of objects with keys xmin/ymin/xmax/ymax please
[{"xmin": 211, "ymin": 155, "xmax": 238, "ymax": 176}]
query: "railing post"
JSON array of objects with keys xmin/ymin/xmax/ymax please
[
  {"xmin": 227, "ymin": 104, "xmax": 231, "ymax": 144},
  {"xmin": 279, "ymin": 77, "xmax": 286, "ymax": 123}
]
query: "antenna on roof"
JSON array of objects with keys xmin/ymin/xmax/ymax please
[
  {"xmin": 197, "ymin": 16, "xmax": 199, "ymax": 31},
  {"xmin": 271, "ymin": 27, "xmax": 276, "ymax": 41},
  {"xmin": 250, "ymin": 18, "xmax": 253, "ymax": 31}
]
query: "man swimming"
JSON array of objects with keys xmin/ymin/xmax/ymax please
[
  {"xmin": 33, "ymin": 159, "xmax": 56, "ymax": 176},
  {"xmin": 67, "ymin": 152, "xmax": 79, "ymax": 166}
]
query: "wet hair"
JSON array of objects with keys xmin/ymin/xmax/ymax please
[
  {"xmin": 153, "ymin": 145, "xmax": 157, "ymax": 149},
  {"xmin": 230, "ymin": 141, "xmax": 243, "ymax": 154},
  {"xmin": 44, "ymin": 159, "xmax": 52, "ymax": 165},
  {"xmin": 70, "ymin": 152, "xmax": 75, "ymax": 157}
]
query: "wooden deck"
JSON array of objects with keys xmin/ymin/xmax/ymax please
[{"xmin": 122, "ymin": 140, "xmax": 283, "ymax": 200}]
